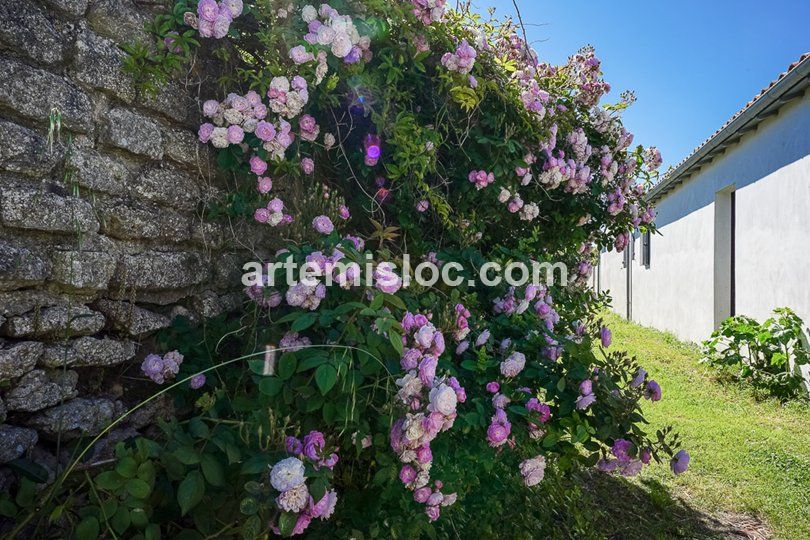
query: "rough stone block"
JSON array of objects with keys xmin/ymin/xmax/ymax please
[
  {"xmin": 86, "ymin": 0, "xmax": 149, "ymax": 46},
  {"xmin": 73, "ymin": 28, "xmax": 135, "ymax": 103},
  {"xmin": 4, "ymin": 305, "xmax": 105, "ymax": 339},
  {"xmin": 139, "ymin": 82, "xmax": 194, "ymax": 124},
  {"xmin": 111, "ymin": 251, "xmax": 208, "ymax": 291},
  {"xmin": 95, "ymin": 299, "xmax": 170, "ymax": 337},
  {"xmin": 27, "ymin": 397, "xmax": 122, "ymax": 440},
  {"xmin": 164, "ymin": 128, "xmax": 202, "ymax": 166},
  {"xmin": 40, "ymin": 0, "xmax": 89, "ymax": 17},
  {"xmin": 0, "ymin": 243, "xmax": 50, "ymax": 290},
  {"xmin": 100, "ymin": 202, "xmax": 190, "ymax": 242},
  {"xmin": 0, "ymin": 398, "xmax": 5, "ymax": 424},
  {"xmin": 0, "ymin": 425, "xmax": 38, "ymax": 463},
  {"xmin": 190, "ymin": 220, "xmax": 227, "ymax": 250},
  {"xmin": 51, "ymin": 250, "xmax": 117, "ymax": 290},
  {"xmin": 0, "ymin": 120, "xmax": 62, "ymax": 177},
  {"xmin": 102, "ymin": 108, "xmax": 163, "ymax": 159},
  {"xmin": 0, "ymin": 188, "xmax": 99, "ymax": 235},
  {"xmin": 194, "ymin": 290, "xmax": 242, "ymax": 318},
  {"xmin": 67, "ymin": 147, "xmax": 131, "ymax": 194},
  {"xmin": 0, "ymin": 0, "xmax": 64, "ymax": 65},
  {"xmin": 0, "ymin": 341, "xmax": 44, "ymax": 381},
  {"xmin": 132, "ymin": 164, "xmax": 201, "ymax": 210},
  {"xmin": 39, "ymin": 336, "xmax": 135, "ymax": 367},
  {"xmin": 0, "ymin": 290, "xmax": 70, "ymax": 317},
  {"xmin": 4, "ymin": 369, "xmax": 78, "ymax": 411},
  {"xmin": 0, "ymin": 56, "xmax": 93, "ymax": 134}
]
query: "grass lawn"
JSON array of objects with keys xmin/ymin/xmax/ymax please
[{"xmin": 590, "ymin": 313, "xmax": 810, "ymax": 539}]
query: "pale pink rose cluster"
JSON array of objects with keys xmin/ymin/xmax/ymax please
[
  {"xmin": 597, "ymin": 438, "xmax": 645, "ymax": 477},
  {"xmin": 373, "ymin": 262, "xmax": 402, "ymax": 294},
  {"xmin": 254, "ymin": 196, "xmax": 292, "ymax": 227},
  {"xmin": 452, "ymin": 303, "xmax": 471, "ymax": 341},
  {"xmin": 493, "ymin": 284, "xmax": 544, "ymax": 316},
  {"xmin": 514, "ymin": 151, "xmax": 537, "ymax": 185},
  {"xmin": 279, "ymin": 331, "xmax": 312, "ymax": 352},
  {"xmin": 269, "ymin": 436, "xmax": 339, "ymax": 537},
  {"xmin": 286, "ymin": 281, "xmax": 327, "ymax": 311},
  {"xmin": 410, "ymin": 0, "xmax": 446, "ymax": 25},
  {"xmin": 391, "ymin": 312, "xmax": 463, "ymax": 521},
  {"xmin": 568, "ymin": 45, "xmax": 611, "ymax": 108},
  {"xmin": 198, "ymin": 90, "xmax": 267, "ymax": 148},
  {"xmin": 441, "ymin": 39, "xmax": 476, "ymax": 75},
  {"xmin": 301, "ymin": 4, "xmax": 371, "ymax": 63},
  {"xmin": 244, "ymin": 280, "xmax": 282, "ymax": 309},
  {"xmin": 140, "ymin": 350, "xmax": 184, "ymax": 385},
  {"xmin": 267, "ymin": 75, "xmax": 309, "ymax": 119},
  {"xmin": 519, "ymin": 455, "xmax": 546, "ymax": 486},
  {"xmin": 186, "ymin": 0, "xmax": 242, "ymax": 39},
  {"xmin": 515, "ymin": 66, "xmax": 551, "ymax": 119},
  {"xmin": 467, "ymin": 169, "xmax": 494, "ymax": 190}
]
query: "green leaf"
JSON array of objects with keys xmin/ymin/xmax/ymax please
[
  {"xmin": 173, "ymin": 446, "xmax": 200, "ymax": 465},
  {"xmin": 242, "ymin": 515, "xmax": 262, "ymax": 539},
  {"xmin": 111, "ymin": 506, "xmax": 131, "ymax": 534},
  {"xmin": 278, "ymin": 353, "xmax": 298, "ymax": 380},
  {"xmin": 130, "ymin": 507, "xmax": 148, "ymax": 528},
  {"xmin": 382, "ymin": 293, "xmax": 407, "ymax": 310},
  {"xmin": 177, "ymin": 470, "xmax": 205, "ymax": 515},
  {"xmin": 115, "ymin": 457, "xmax": 138, "ymax": 478},
  {"xmin": 309, "ymin": 477, "xmax": 327, "ymax": 502},
  {"xmin": 239, "ymin": 497, "xmax": 259, "ymax": 515},
  {"xmin": 291, "ymin": 312, "xmax": 318, "ymax": 332},
  {"xmin": 94, "ymin": 471, "xmax": 125, "ymax": 491},
  {"xmin": 126, "ymin": 478, "xmax": 151, "ymax": 500},
  {"xmin": 258, "ymin": 377, "xmax": 283, "ymax": 396},
  {"xmin": 315, "ymin": 364, "xmax": 338, "ymax": 395},
  {"xmin": 76, "ymin": 517, "xmax": 100, "ymax": 540},
  {"xmin": 297, "ymin": 353, "xmax": 329, "ymax": 372},
  {"xmin": 389, "ymin": 331, "xmax": 403, "ymax": 355},
  {"xmin": 145, "ymin": 523, "xmax": 161, "ymax": 540},
  {"xmin": 200, "ymin": 453, "xmax": 225, "ymax": 487},
  {"xmin": 278, "ymin": 511, "xmax": 297, "ymax": 537}
]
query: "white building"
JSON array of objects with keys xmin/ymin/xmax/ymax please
[{"xmin": 596, "ymin": 53, "xmax": 810, "ymax": 344}]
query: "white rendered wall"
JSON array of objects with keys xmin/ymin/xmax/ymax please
[
  {"xmin": 597, "ymin": 92, "xmax": 810, "ymax": 343},
  {"xmin": 735, "ymin": 154, "xmax": 810, "ymax": 324}
]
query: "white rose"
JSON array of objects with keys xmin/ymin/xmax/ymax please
[
  {"xmin": 404, "ymin": 413, "xmax": 426, "ymax": 441},
  {"xmin": 301, "ymin": 4, "xmax": 317, "ymax": 22},
  {"xmin": 269, "ymin": 457, "xmax": 305, "ymax": 492},
  {"xmin": 270, "ymin": 76, "xmax": 290, "ymax": 92},
  {"xmin": 500, "ymin": 351, "xmax": 526, "ymax": 377},
  {"xmin": 428, "ymin": 384, "xmax": 457, "ymax": 416},
  {"xmin": 268, "ymin": 211, "xmax": 284, "ymax": 226},
  {"xmin": 331, "ymin": 32, "xmax": 353, "ymax": 58},
  {"xmin": 242, "ymin": 117, "xmax": 257, "ymax": 133},
  {"xmin": 223, "ymin": 108, "xmax": 244, "ymax": 125},
  {"xmin": 210, "ymin": 127, "xmax": 229, "ymax": 148},
  {"xmin": 316, "ymin": 25, "xmax": 336, "ymax": 45},
  {"xmin": 396, "ymin": 372, "xmax": 423, "ymax": 402}
]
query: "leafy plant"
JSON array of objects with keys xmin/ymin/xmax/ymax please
[{"xmin": 701, "ymin": 307, "xmax": 810, "ymax": 400}]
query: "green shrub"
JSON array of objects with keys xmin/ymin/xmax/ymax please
[{"xmin": 701, "ymin": 307, "xmax": 810, "ymax": 400}]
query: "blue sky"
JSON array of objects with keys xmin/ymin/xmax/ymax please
[{"xmin": 479, "ymin": 0, "xmax": 810, "ymax": 170}]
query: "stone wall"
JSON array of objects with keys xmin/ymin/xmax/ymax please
[{"xmin": 0, "ymin": 0, "xmax": 250, "ymax": 474}]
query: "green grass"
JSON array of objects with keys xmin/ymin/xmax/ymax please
[{"xmin": 601, "ymin": 313, "xmax": 810, "ymax": 539}]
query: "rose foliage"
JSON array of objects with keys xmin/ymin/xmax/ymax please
[{"xmin": 12, "ymin": 1, "xmax": 690, "ymax": 538}]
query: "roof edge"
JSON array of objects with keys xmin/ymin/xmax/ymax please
[{"xmin": 648, "ymin": 55, "xmax": 810, "ymax": 203}]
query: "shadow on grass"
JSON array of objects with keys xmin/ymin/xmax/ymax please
[{"xmin": 575, "ymin": 470, "xmax": 770, "ymax": 540}]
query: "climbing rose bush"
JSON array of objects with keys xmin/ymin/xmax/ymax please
[{"xmin": 18, "ymin": 1, "xmax": 688, "ymax": 538}]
